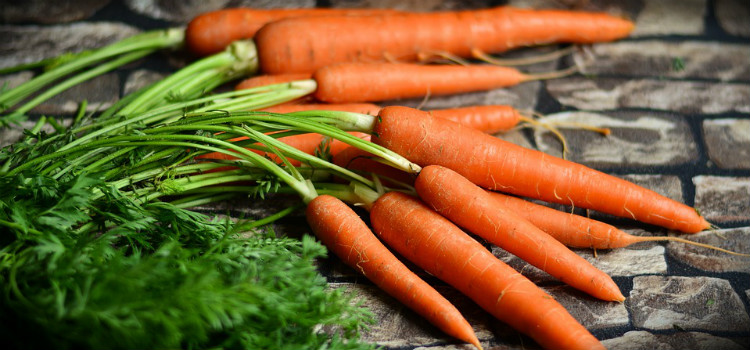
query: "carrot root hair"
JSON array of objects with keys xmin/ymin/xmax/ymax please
[
  {"xmin": 471, "ymin": 45, "xmax": 577, "ymax": 66},
  {"xmin": 634, "ymin": 235, "xmax": 750, "ymax": 257}
]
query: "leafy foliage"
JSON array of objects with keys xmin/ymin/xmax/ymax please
[{"xmin": 0, "ymin": 173, "xmax": 375, "ymax": 350}]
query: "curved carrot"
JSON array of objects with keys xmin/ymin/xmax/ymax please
[
  {"xmin": 371, "ymin": 106, "xmax": 709, "ymax": 233},
  {"xmin": 306, "ymin": 195, "xmax": 482, "ymax": 349},
  {"xmin": 255, "ymin": 6, "xmax": 634, "ymax": 74},
  {"xmin": 486, "ymin": 191, "xmax": 748, "ymax": 256},
  {"xmin": 415, "ymin": 165, "xmax": 624, "ymax": 301},
  {"xmin": 370, "ymin": 191, "xmax": 605, "ymax": 350},
  {"xmin": 185, "ymin": 7, "xmax": 400, "ymax": 57},
  {"xmin": 312, "ymin": 63, "xmax": 532, "ymax": 103}
]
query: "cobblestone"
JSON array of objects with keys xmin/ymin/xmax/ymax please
[
  {"xmin": 668, "ymin": 227, "xmax": 750, "ymax": 273},
  {"xmin": 715, "ymin": 0, "xmax": 750, "ymax": 37},
  {"xmin": 576, "ymin": 41, "xmax": 750, "ymax": 81},
  {"xmin": 630, "ymin": 0, "xmax": 706, "ymax": 36},
  {"xmin": 693, "ymin": 176, "xmax": 750, "ymax": 223},
  {"xmin": 533, "ymin": 111, "xmax": 698, "ymax": 167},
  {"xmin": 628, "ymin": 276, "xmax": 750, "ymax": 332},
  {"xmin": 602, "ymin": 331, "xmax": 749, "ymax": 350},
  {"xmin": 546, "ymin": 78, "xmax": 750, "ymax": 114},
  {"xmin": 703, "ymin": 119, "xmax": 750, "ymax": 169}
]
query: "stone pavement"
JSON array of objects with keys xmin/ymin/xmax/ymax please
[{"xmin": 1, "ymin": 1, "xmax": 748, "ymax": 349}]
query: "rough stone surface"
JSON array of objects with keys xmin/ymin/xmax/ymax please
[
  {"xmin": 631, "ymin": 0, "xmax": 706, "ymax": 36},
  {"xmin": 30, "ymin": 73, "xmax": 121, "ymax": 115},
  {"xmin": 703, "ymin": 119, "xmax": 750, "ymax": 169},
  {"xmin": 602, "ymin": 330, "xmax": 750, "ymax": 350},
  {"xmin": 693, "ymin": 176, "xmax": 750, "ymax": 223},
  {"xmin": 0, "ymin": 22, "xmax": 140, "ymax": 69},
  {"xmin": 123, "ymin": 69, "xmax": 169, "ymax": 95},
  {"xmin": 715, "ymin": 0, "xmax": 750, "ymax": 37},
  {"xmin": 576, "ymin": 41, "xmax": 750, "ymax": 81},
  {"xmin": 543, "ymin": 285, "xmax": 630, "ymax": 329},
  {"xmin": 533, "ymin": 111, "xmax": 697, "ymax": 167},
  {"xmin": 493, "ymin": 244, "xmax": 667, "ymax": 281},
  {"xmin": 628, "ymin": 276, "xmax": 750, "ymax": 332},
  {"xmin": 668, "ymin": 227, "xmax": 750, "ymax": 273},
  {"xmin": 125, "ymin": 0, "xmax": 316, "ymax": 23},
  {"xmin": 0, "ymin": 0, "xmax": 111, "ymax": 24},
  {"xmin": 546, "ymin": 78, "xmax": 750, "ymax": 114}
]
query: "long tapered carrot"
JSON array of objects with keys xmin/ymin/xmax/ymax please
[
  {"xmin": 185, "ymin": 7, "xmax": 400, "ymax": 57},
  {"xmin": 313, "ymin": 62, "xmax": 534, "ymax": 103},
  {"xmin": 486, "ymin": 191, "xmax": 749, "ymax": 256},
  {"xmin": 369, "ymin": 106, "xmax": 709, "ymax": 233},
  {"xmin": 415, "ymin": 164, "xmax": 624, "ymax": 301},
  {"xmin": 369, "ymin": 191, "xmax": 605, "ymax": 350},
  {"xmin": 306, "ymin": 195, "xmax": 482, "ymax": 349},
  {"xmin": 255, "ymin": 6, "xmax": 634, "ymax": 74}
]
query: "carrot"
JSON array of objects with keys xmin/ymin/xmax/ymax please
[
  {"xmin": 313, "ymin": 62, "xmax": 546, "ymax": 103},
  {"xmin": 234, "ymin": 73, "xmax": 312, "ymax": 90},
  {"xmin": 486, "ymin": 191, "xmax": 749, "ymax": 256},
  {"xmin": 427, "ymin": 105, "xmax": 522, "ymax": 134},
  {"xmin": 255, "ymin": 6, "xmax": 634, "ymax": 74},
  {"xmin": 261, "ymin": 103, "xmax": 381, "ymax": 116},
  {"xmin": 370, "ymin": 106, "xmax": 710, "ymax": 233},
  {"xmin": 414, "ymin": 165, "xmax": 624, "ymax": 301},
  {"xmin": 306, "ymin": 195, "xmax": 482, "ymax": 349},
  {"xmin": 332, "ymin": 146, "xmax": 416, "ymax": 186},
  {"xmin": 185, "ymin": 7, "xmax": 400, "ymax": 57},
  {"xmin": 369, "ymin": 191, "xmax": 605, "ymax": 350}
]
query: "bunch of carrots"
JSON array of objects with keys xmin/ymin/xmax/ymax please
[{"xmin": 3, "ymin": 4, "xmax": 748, "ymax": 350}]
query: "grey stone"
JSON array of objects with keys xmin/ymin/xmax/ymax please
[
  {"xmin": 619, "ymin": 174, "xmax": 684, "ymax": 203},
  {"xmin": 546, "ymin": 77, "xmax": 750, "ymax": 114},
  {"xmin": 703, "ymin": 119, "xmax": 750, "ymax": 169},
  {"xmin": 381, "ymin": 81, "xmax": 541, "ymax": 113},
  {"xmin": 331, "ymin": 283, "xmax": 492, "ymax": 348},
  {"xmin": 0, "ymin": 71, "xmax": 33, "ymax": 92},
  {"xmin": 667, "ymin": 227, "xmax": 750, "ymax": 273},
  {"xmin": 533, "ymin": 111, "xmax": 697, "ymax": 167},
  {"xmin": 124, "ymin": 0, "xmax": 315, "ymax": 23},
  {"xmin": 631, "ymin": 0, "xmax": 706, "ymax": 36},
  {"xmin": 0, "ymin": 22, "xmax": 140, "ymax": 69},
  {"xmin": 0, "ymin": 0, "xmax": 111, "ymax": 24},
  {"xmin": 715, "ymin": 0, "xmax": 750, "ymax": 37},
  {"xmin": 693, "ymin": 176, "xmax": 750, "ymax": 223},
  {"xmin": 542, "ymin": 285, "xmax": 630, "ymax": 329},
  {"xmin": 602, "ymin": 330, "xmax": 750, "ymax": 350},
  {"xmin": 123, "ymin": 69, "xmax": 169, "ymax": 95},
  {"xmin": 29, "ymin": 73, "xmax": 121, "ymax": 115},
  {"xmin": 492, "ymin": 244, "xmax": 667, "ymax": 282},
  {"xmin": 575, "ymin": 41, "xmax": 750, "ymax": 81},
  {"xmin": 628, "ymin": 276, "xmax": 750, "ymax": 332}
]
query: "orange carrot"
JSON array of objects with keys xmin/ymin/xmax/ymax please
[
  {"xmin": 428, "ymin": 105, "xmax": 522, "ymax": 134},
  {"xmin": 261, "ymin": 103, "xmax": 381, "ymax": 116},
  {"xmin": 332, "ymin": 146, "xmax": 416, "ymax": 186},
  {"xmin": 255, "ymin": 6, "xmax": 634, "ymax": 74},
  {"xmin": 312, "ymin": 62, "xmax": 536, "ymax": 103},
  {"xmin": 306, "ymin": 195, "xmax": 482, "ymax": 349},
  {"xmin": 234, "ymin": 73, "xmax": 312, "ymax": 90},
  {"xmin": 370, "ymin": 106, "xmax": 710, "ymax": 233},
  {"xmin": 369, "ymin": 191, "xmax": 605, "ymax": 350},
  {"xmin": 415, "ymin": 165, "xmax": 624, "ymax": 301},
  {"xmin": 486, "ymin": 191, "xmax": 748, "ymax": 256},
  {"xmin": 185, "ymin": 7, "xmax": 400, "ymax": 57}
]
